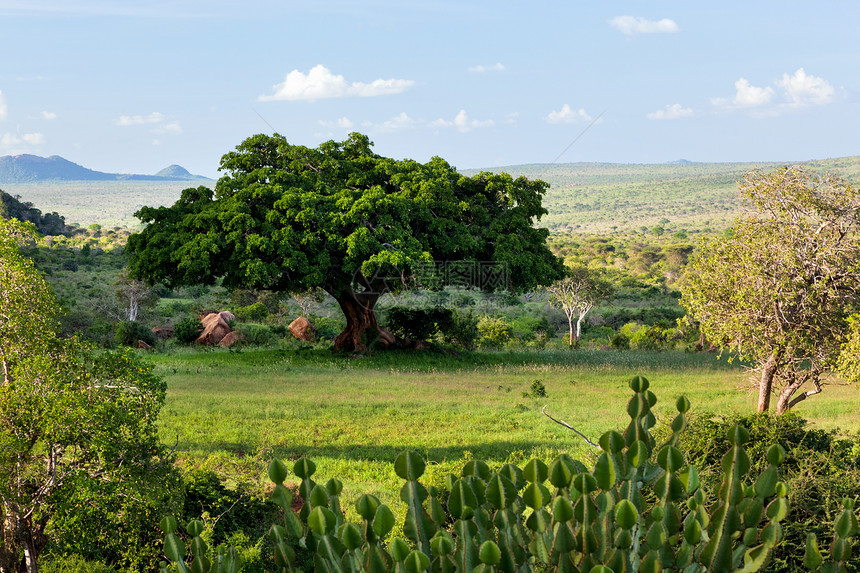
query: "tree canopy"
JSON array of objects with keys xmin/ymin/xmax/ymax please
[
  {"xmin": 0, "ymin": 218, "xmax": 175, "ymax": 572},
  {"xmin": 680, "ymin": 166, "xmax": 860, "ymax": 414},
  {"xmin": 128, "ymin": 133, "xmax": 564, "ymax": 350}
]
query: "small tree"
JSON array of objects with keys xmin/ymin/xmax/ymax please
[
  {"xmin": 546, "ymin": 265, "xmax": 613, "ymax": 348},
  {"xmin": 681, "ymin": 166, "xmax": 860, "ymax": 414}
]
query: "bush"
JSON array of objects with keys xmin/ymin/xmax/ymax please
[
  {"xmin": 174, "ymin": 316, "xmax": 202, "ymax": 344},
  {"xmin": 438, "ymin": 309, "xmax": 479, "ymax": 350},
  {"xmin": 61, "ymin": 258, "xmax": 79, "ymax": 272},
  {"xmin": 234, "ymin": 302, "xmax": 269, "ymax": 322},
  {"xmin": 384, "ymin": 306, "xmax": 453, "ymax": 342},
  {"xmin": 676, "ymin": 412, "xmax": 860, "ymax": 573},
  {"xmin": 182, "ymin": 469, "xmax": 280, "ymax": 547},
  {"xmin": 476, "ymin": 315, "xmax": 512, "ymax": 348},
  {"xmin": 629, "ymin": 324, "xmax": 666, "ymax": 350},
  {"xmin": 233, "ymin": 323, "xmax": 276, "ymax": 346},
  {"xmin": 114, "ymin": 320, "xmax": 156, "ymax": 347}
]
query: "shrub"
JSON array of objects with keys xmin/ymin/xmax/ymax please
[
  {"xmin": 174, "ymin": 316, "xmax": 202, "ymax": 344},
  {"xmin": 385, "ymin": 306, "xmax": 453, "ymax": 342},
  {"xmin": 233, "ymin": 323, "xmax": 276, "ymax": 346},
  {"xmin": 439, "ymin": 309, "xmax": 480, "ymax": 350},
  {"xmin": 610, "ymin": 331, "xmax": 630, "ymax": 350},
  {"xmin": 629, "ymin": 324, "xmax": 666, "ymax": 351},
  {"xmin": 61, "ymin": 258, "xmax": 79, "ymax": 272},
  {"xmin": 676, "ymin": 412, "xmax": 860, "ymax": 573},
  {"xmin": 114, "ymin": 320, "xmax": 156, "ymax": 347},
  {"xmin": 476, "ymin": 315, "xmax": 511, "ymax": 348},
  {"xmin": 182, "ymin": 469, "xmax": 280, "ymax": 547},
  {"xmin": 234, "ymin": 302, "xmax": 269, "ymax": 322}
]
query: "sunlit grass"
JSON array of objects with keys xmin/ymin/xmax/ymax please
[{"xmin": 150, "ymin": 346, "xmax": 859, "ymax": 525}]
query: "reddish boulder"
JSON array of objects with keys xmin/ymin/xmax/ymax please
[
  {"xmin": 218, "ymin": 331, "xmax": 243, "ymax": 348},
  {"xmin": 195, "ymin": 311, "xmax": 233, "ymax": 345},
  {"xmin": 289, "ymin": 316, "xmax": 316, "ymax": 341}
]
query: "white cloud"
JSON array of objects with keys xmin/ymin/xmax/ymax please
[
  {"xmin": 152, "ymin": 122, "xmax": 182, "ymax": 135},
  {"xmin": 41, "ymin": 110, "xmax": 57, "ymax": 120},
  {"xmin": 713, "ymin": 69, "xmax": 834, "ymax": 114},
  {"xmin": 1, "ymin": 131, "xmax": 45, "ymax": 150},
  {"xmin": 468, "ymin": 63, "xmax": 506, "ymax": 73},
  {"xmin": 0, "ymin": 90, "xmax": 7, "ymax": 122},
  {"xmin": 712, "ymin": 78, "xmax": 774, "ymax": 108},
  {"xmin": 647, "ymin": 103, "xmax": 693, "ymax": 120},
  {"xmin": 21, "ymin": 132, "xmax": 44, "ymax": 145},
  {"xmin": 259, "ymin": 65, "xmax": 415, "ymax": 102},
  {"xmin": 776, "ymin": 68, "xmax": 834, "ymax": 107},
  {"xmin": 610, "ymin": 15, "xmax": 679, "ymax": 35},
  {"xmin": 380, "ymin": 112, "xmax": 417, "ymax": 131},
  {"xmin": 545, "ymin": 104, "xmax": 593, "ymax": 124},
  {"xmin": 733, "ymin": 78, "xmax": 774, "ymax": 107},
  {"xmin": 318, "ymin": 116, "xmax": 356, "ymax": 130},
  {"xmin": 116, "ymin": 111, "xmax": 165, "ymax": 126},
  {"xmin": 454, "ymin": 110, "xmax": 494, "ymax": 131}
]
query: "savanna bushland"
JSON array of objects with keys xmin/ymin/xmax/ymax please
[{"xmin": 2, "ymin": 142, "xmax": 860, "ymax": 572}]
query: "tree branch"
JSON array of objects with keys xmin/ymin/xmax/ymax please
[{"xmin": 541, "ymin": 405, "xmax": 599, "ymax": 448}]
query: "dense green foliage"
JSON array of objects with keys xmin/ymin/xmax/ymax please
[
  {"xmin": 114, "ymin": 320, "xmax": 158, "ymax": 347},
  {"xmin": 0, "ymin": 218, "xmax": 178, "ymax": 572},
  {"xmin": 127, "ymin": 132, "xmax": 564, "ymax": 351},
  {"xmin": 677, "ymin": 412, "xmax": 860, "ymax": 572},
  {"xmin": 0, "ymin": 189, "xmax": 68, "ymax": 235}
]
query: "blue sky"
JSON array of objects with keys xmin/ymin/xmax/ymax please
[{"xmin": 0, "ymin": 1, "xmax": 858, "ymax": 178}]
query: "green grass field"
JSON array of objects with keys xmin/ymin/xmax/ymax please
[{"xmin": 150, "ymin": 346, "xmax": 860, "ymax": 524}]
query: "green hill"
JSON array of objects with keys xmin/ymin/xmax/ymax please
[
  {"xmin": 0, "ymin": 189, "xmax": 67, "ymax": 235},
  {"xmin": 469, "ymin": 156, "xmax": 860, "ymax": 233}
]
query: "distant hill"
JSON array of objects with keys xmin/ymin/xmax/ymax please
[
  {"xmin": 0, "ymin": 189, "xmax": 68, "ymax": 235},
  {"xmin": 466, "ymin": 155, "xmax": 860, "ymax": 233},
  {"xmin": 0, "ymin": 154, "xmax": 212, "ymax": 184}
]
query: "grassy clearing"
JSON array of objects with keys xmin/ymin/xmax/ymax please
[{"xmin": 150, "ymin": 346, "xmax": 859, "ymax": 526}]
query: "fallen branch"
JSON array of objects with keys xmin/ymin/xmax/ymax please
[{"xmin": 541, "ymin": 405, "xmax": 599, "ymax": 448}]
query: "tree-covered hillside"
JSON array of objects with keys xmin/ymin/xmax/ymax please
[{"xmin": 0, "ymin": 188, "xmax": 67, "ymax": 235}]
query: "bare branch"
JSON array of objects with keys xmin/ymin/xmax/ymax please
[{"xmin": 541, "ymin": 405, "xmax": 599, "ymax": 448}]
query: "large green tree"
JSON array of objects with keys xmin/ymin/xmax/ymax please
[
  {"xmin": 680, "ymin": 166, "xmax": 860, "ymax": 414},
  {"xmin": 0, "ymin": 218, "xmax": 176, "ymax": 573},
  {"xmin": 128, "ymin": 133, "xmax": 564, "ymax": 351}
]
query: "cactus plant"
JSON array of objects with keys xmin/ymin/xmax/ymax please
[{"xmin": 162, "ymin": 375, "xmax": 813, "ymax": 572}]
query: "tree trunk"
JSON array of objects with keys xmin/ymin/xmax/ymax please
[
  {"xmin": 757, "ymin": 351, "xmax": 780, "ymax": 413},
  {"xmin": 776, "ymin": 374, "xmax": 822, "ymax": 414},
  {"xmin": 575, "ymin": 315, "xmax": 584, "ymax": 347},
  {"xmin": 1, "ymin": 501, "xmax": 18, "ymax": 573},
  {"xmin": 332, "ymin": 288, "xmax": 395, "ymax": 352},
  {"xmin": 567, "ymin": 313, "xmax": 575, "ymax": 349},
  {"xmin": 0, "ymin": 500, "xmax": 45, "ymax": 573}
]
